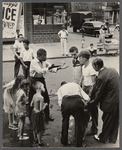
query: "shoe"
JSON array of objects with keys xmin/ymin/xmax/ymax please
[
  {"xmin": 19, "ymin": 136, "xmax": 29, "ymax": 140},
  {"xmin": 9, "ymin": 124, "xmax": 18, "ymax": 130},
  {"xmin": 86, "ymin": 130, "xmax": 97, "ymax": 136},
  {"xmin": 48, "ymin": 116, "xmax": 54, "ymax": 121},
  {"xmin": 38, "ymin": 142, "xmax": 49, "ymax": 147},
  {"xmin": 94, "ymin": 135, "xmax": 109, "ymax": 144}
]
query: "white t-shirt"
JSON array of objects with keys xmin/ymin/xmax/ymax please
[
  {"xmin": 13, "ymin": 41, "xmax": 24, "ymax": 53},
  {"xmin": 82, "ymin": 63, "xmax": 97, "ymax": 86},
  {"xmin": 20, "ymin": 48, "xmax": 34, "ymax": 62},
  {"xmin": 58, "ymin": 30, "xmax": 68, "ymax": 38}
]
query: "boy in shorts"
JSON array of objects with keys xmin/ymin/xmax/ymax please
[{"xmin": 30, "ymin": 81, "xmax": 49, "ymax": 147}]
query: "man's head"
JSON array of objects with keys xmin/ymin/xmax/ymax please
[
  {"xmin": 78, "ymin": 50, "xmax": 91, "ymax": 65},
  {"xmin": 69, "ymin": 46, "xmax": 78, "ymax": 59},
  {"xmin": 37, "ymin": 49, "xmax": 47, "ymax": 62},
  {"xmin": 62, "ymin": 24, "xmax": 66, "ymax": 30},
  {"xmin": 16, "ymin": 29, "xmax": 20, "ymax": 34},
  {"xmin": 23, "ymin": 39, "xmax": 30, "ymax": 50},
  {"xmin": 90, "ymin": 43, "xmax": 94, "ymax": 48},
  {"xmin": 18, "ymin": 34, "xmax": 23, "ymax": 42},
  {"xmin": 92, "ymin": 58, "xmax": 104, "ymax": 72},
  {"xmin": 32, "ymin": 81, "xmax": 45, "ymax": 93}
]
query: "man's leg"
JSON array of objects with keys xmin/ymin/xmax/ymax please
[
  {"xmin": 61, "ymin": 39, "xmax": 64, "ymax": 55},
  {"xmin": 61, "ymin": 103, "xmax": 70, "ymax": 145},
  {"xmin": 14, "ymin": 55, "xmax": 21, "ymax": 78},
  {"xmin": 64, "ymin": 39, "xmax": 68, "ymax": 55}
]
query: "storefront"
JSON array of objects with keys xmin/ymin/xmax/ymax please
[{"xmin": 24, "ymin": 2, "xmax": 69, "ymax": 43}]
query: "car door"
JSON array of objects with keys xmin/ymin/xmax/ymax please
[{"xmin": 88, "ymin": 23, "xmax": 94, "ymax": 34}]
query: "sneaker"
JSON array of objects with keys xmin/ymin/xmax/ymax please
[
  {"xmin": 38, "ymin": 142, "xmax": 49, "ymax": 147},
  {"xmin": 9, "ymin": 124, "xmax": 18, "ymax": 130},
  {"xmin": 19, "ymin": 136, "xmax": 29, "ymax": 140}
]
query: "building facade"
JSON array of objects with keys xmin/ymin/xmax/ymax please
[{"xmin": 24, "ymin": 2, "xmax": 69, "ymax": 43}]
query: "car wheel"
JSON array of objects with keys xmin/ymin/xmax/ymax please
[
  {"xmin": 73, "ymin": 27, "xmax": 77, "ymax": 32},
  {"xmin": 95, "ymin": 32, "xmax": 100, "ymax": 37}
]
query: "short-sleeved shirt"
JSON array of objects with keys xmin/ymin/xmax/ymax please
[
  {"xmin": 13, "ymin": 41, "xmax": 24, "ymax": 53},
  {"xmin": 58, "ymin": 30, "xmax": 68, "ymax": 38},
  {"xmin": 82, "ymin": 63, "xmax": 97, "ymax": 86},
  {"xmin": 20, "ymin": 48, "xmax": 34, "ymax": 62}
]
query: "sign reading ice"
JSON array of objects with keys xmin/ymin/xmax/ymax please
[{"xmin": 2, "ymin": 2, "xmax": 22, "ymax": 38}]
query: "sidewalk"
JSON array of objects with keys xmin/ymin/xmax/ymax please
[{"xmin": 3, "ymin": 26, "xmax": 119, "ymax": 62}]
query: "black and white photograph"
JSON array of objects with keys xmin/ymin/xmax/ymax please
[{"xmin": 2, "ymin": 2, "xmax": 120, "ymax": 148}]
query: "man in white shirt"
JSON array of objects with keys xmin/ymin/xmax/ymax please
[
  {"xmin": 58, "ymin": 24, "xmax": 69, "ymax": 56},
  {"xmin": 29, "ymin": 49, "xmax": 66, "ymax": 122},
  {"xmin": 78, "ymin": 50, "xmax": 98, "ymax": 136},
  {"xmin": 20, "ymin": 39, "xmax": 35, "ymax": 79},
  {"xmin": 57, "ymin": 82, "xmax": 90, "ymax": 147},
  {"xmin": 13, "ymin": 34, "xmax": 24, "ymax": 78}
]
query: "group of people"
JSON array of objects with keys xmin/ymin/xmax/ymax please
[{"xmin": 3, "ymin": 27, "xmax": 119, "ymax": 147}]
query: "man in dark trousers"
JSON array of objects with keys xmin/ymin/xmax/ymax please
[
  {"xmin": 89, "ymin": 58, "xmax": 119, "ymax": 144},
  {"xmin": 57, "ymin": 82, "xmax": 90, "ymax": 147}
]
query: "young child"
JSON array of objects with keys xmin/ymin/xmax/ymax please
[
  {"xmin": 30, "ymin": 81, "xmax": 49, "ymax": 147},
  {"xmin": 81, "ymin": 34, "xmax": 85, "ymax": 48},
  {"xmin": 87, "ymin": 43, "xmax": 97, "ymax": 56},
  {"xmin": 20, "ymin": 39, "xmax": 35, "ymax": 79},
  {"xmin": 69, "ymin": 46, "xmax": 82, "ymax": 85},
  {"xmin": 3, "ymin": 75, "xmax": 25, "ymax": 130},
  {"xmin": 16, "ymin": 79, "xmax": 30, "ymax": 140}
]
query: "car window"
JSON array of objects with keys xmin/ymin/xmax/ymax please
[{"xmin": 89, "ymin": 23, "xmax": 94, "ymax": 27}]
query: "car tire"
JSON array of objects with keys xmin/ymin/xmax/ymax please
[
  {"xmin": 95, "ymin": 32, "xmax": 100, "ymax": 37},
  {"xmin": 73, "ymin": 27, "xmax": 77, "ymax": 32}
]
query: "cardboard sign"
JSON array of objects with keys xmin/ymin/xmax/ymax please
[{"xmin": 2, "ymin": 2, "xmax": 22, "ymax": 38}]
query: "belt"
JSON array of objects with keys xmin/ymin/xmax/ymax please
[{"xmin": 63, "ymin": 95, "xmax": 81, "ymax": 99}]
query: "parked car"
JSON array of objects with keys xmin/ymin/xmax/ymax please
[{"xmin": 81, "ymin": 21, "xmax": 113, "ymax": 38}]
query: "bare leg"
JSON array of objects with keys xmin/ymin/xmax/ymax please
[
  {"xmin": 37, "ymin": 131, "xmax": 44, "ymax": 144},
  {"xmin": 18, "ymin": 119, "xmax": 21, "ymax": 137},
  {"xmin": 8, "ymin": 113, "xmax": 13, "ymax": 126}
]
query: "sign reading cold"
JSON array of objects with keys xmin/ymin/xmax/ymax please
[{"xmin": 2, "ymin": 2, "xmax": 22, "ymax": 38}]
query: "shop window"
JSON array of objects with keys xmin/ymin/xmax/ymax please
[{"xmin": 33, "ymin": 8, "xmax": 45, "ymax": 25}]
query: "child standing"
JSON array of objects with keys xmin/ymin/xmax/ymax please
[
  {"xmin": 81, "ymin": 34, "xmax": 85, "ymax": 49},
  {"xmin": 20, "ymin": 39, "xmax": 35, "ymax": 79},
  {"xmin": 3, "ymin": 75, "xmax": 25, "ymax": 130},
  {"xmin": 16, "ymin": 79, "xmax": 30, "ymax": 140},
  {"xmin": 30, "ymin": 81, "xmax": 49, "ymax": 147}
]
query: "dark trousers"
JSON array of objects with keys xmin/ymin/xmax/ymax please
[
  {"xmin": 99, "ymin": 106, "xmax": 119, "ymax": 143},
  {"xmin": 22, "ymin": 61, "xmax": 30, "ymax": 79},
  {"xmin": 89, "ymin": 84, "xmax": 98, "ymax": 133},
  {"xmin": 14, "ymin": 53, "xmax": 21, "ymax": 78},
  {"xmin": 89, "ymin": 50, "xmax": 97, "ymax": 56},
  {"xmin": 61, "ymin": 95, "xmax": 87, "ymax": 147},
  {"xmin": 29, "ymin": 77, "xmax": 50, "ymax": 120}
]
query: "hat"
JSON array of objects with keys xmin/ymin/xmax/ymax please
[{"xmin": 78, "ymin": 50, "xmax": 91, "ymax": 59}]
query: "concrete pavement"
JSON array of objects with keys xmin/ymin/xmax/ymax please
[{"xmin": 3, "ymin": 26, "xmax": 119, "ymax": 62}]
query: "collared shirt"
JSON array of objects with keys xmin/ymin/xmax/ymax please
[
  {"xmin": 30, "ymin": 58, "xmax": 51, "ymax": 78},
  {"xmin": 57, "ymin": 82, "xmax": 90, "ymax": 106},
  {"xmin": 20, "ymin": 48, "xmax": 34, "ymax": 62},
  {"xmin": 58, "ymin": 30, "xmax": 68, "ymax": 38},
  {"xmin": 13, "ymin": 40, "xmax": 24, "ymax": 53}
]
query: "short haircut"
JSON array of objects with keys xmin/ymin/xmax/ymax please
[
  {"xmin": 23, "ymin": 39, "xmax": 30, "ymax": 45},
  {"xmin": 37, "ymin": 49, "xmax": 46, "ymax": 57},
  {"xmin": 61, "ymin": 81, "xmax": 67, "ymax": 86},
  {"xmin": 90, "ymin": 43, "xmax": 93, "ymax": 46},
  {"xmin": 20, "ymin": 79, "xmax": 30, "ymax": 89},
  {"xmin": 16, "ymin": 29, "xmax": 20, "ymax": 32},
  {"xmin": 78, "ymin": 50, "xmax": 91, "ymax": 59},
  {"xmin": 69, "ymin": 46, "xmax": 78, "ymax": 53},
  {"xmin": 18, "ymin": 34, "xmax": 23, "ymax": 38},
  {"xmin": 32, "ymin": 81, "xmax": 45, "ymax": 92},
  {"xmin": 92, "ymin": 58, "xmax": 104, "ymax": 68}
]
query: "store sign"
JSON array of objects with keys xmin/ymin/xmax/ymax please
[{"xmin": 2, "ymin": 2, "xmax": 22, "ymax": 38}]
